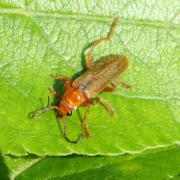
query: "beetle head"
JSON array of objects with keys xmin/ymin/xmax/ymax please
[
  {"xmin": 58, "ymin": 87, "xmax": 86, "ymax": 118},
  {"xmin": 58, "ymin": 100, "xmax": 73, "ymax": 118}
]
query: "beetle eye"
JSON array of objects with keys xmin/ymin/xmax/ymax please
[{"xmin": 67, "ymin": 111, "xmax": 72, "ymax": 116}]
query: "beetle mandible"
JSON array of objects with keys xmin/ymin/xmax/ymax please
[{"xmin": 31, "ymin": 17, "xmax": 130, "ymax": 143}]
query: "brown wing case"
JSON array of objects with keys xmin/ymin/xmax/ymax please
[{"xmin": 73, "ymin": 55, "xmax": 128, "ymax": 98}]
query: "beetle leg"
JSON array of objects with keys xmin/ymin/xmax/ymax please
[
  {"xmin": 102, "ymin": 83, "xmax": 116, "ymax": 92},
  {"xmin": 49, "ymin": 87, "xmax": 60, "ymax": 97},
  {"xmin": 80, "ymin": 97, "xmax": 113, "ymax": 138},
  {"xmin": 81, "ymin": 99, "xmax": 94, "ymax": 106},
  {"xmin": 113, "ymin": 80, "xmax": 131, "ymax": 89},
  {"xmin": 96, "ymin": 96, "xmax": 114, "ymax": 116},
  {"xmin": 52, "ymin": 74, "xmax": 70, "ymax": 81},
  {"xmin": 81, "ymin": 97, "xmax": 114, "ymax": 115},
  {"xmin": 86, "ymin": 17, "xmax": 119, "ymax": 69},
  {"xmin": 79, "ymin": 101, "xmax": 92, "ymax": 138},
  {"xmin": 62, "ymin": 117, "xmax": 82, "ymax": 143},
  {"xmin": 64, "ymin": 80, "xmax": 73, "ymax": 90},
  {"xmin": 86, "ymin": 52, "xmax": 93, "ymax": 69},
  {"xmin": 82, "ymin": 106, "xmax": 91, "ymax": 138},
  {"xmin": 52, "ymin": 75, "xmax": 73, "ymax": 91}
]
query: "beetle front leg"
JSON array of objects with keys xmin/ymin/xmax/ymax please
[
  {"xmin": 49, "ymin": 87, "xmax": 60, "ymax": 97},
  {"xmin": 64, "ymin": 80, "xmax": 73, "ymax": 91},
  {"xmin": 52, "ymin": 74, "xmax": 73, "ymax": 91},
  {"xmin": 52, "ymin": 74, "xmax": 70, "ymax": 81}
]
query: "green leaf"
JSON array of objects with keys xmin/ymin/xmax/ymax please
[
  {"xmin": 0, "ymin": 1, "xmax": 180, "ymax": 156},
  {"xmin": 2, "ymin": 146, "xmax": 180, "ymax": 179}
]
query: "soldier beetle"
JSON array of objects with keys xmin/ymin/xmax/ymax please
[{"xmin": 31, "ymin": 17, "xmax": 130, "ymax": 143}]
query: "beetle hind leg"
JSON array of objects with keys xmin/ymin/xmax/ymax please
[
  {"xmin": 113, "ymin": 80, "xmax": 131, "ymax": 89},
  {"xmin": 96, "ymin": 96, "xmax": 114, "ymax": 116},
  {"xmin": 85, "ymin": 17, "xmax": 119, "ymax": 69},
  {"xmin": 102, "ymin": 83, "xmax": 116, "ymax": 92}
]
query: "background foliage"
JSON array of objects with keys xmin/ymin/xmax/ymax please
[{"xmin": 0, "ymin": 0, "xmax": 179, "ymax": 179}]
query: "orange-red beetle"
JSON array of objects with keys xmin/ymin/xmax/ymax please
[{"xmin": 31, "ymin": 17, "xmax": 130, "ymax": 143}]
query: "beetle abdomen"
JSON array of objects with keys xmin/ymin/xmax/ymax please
[{"xmin": 73, "ymin": 55, "xmax": 128, "ymax": 98}]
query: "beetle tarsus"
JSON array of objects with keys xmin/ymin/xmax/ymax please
[{"xmin": 64, "ymin": 134, "xmax": 82, "ymax": 144}]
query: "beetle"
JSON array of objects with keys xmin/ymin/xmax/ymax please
[{"xmin": 31, "ymin": 17, "xmax": 130, "ymax": 143}]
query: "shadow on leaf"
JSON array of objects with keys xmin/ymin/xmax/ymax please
[{"xmin": 0, "ymin": 151, "xmax": 10, "ymax": 180}]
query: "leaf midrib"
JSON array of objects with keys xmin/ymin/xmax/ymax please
[{"xmin": 0, "ymin": 8, "xmax": 179, "ymax": 30}]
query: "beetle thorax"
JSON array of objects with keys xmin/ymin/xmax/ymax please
[{"xmin": 64, "ymin": 88, "xmax": 86, "ymax": 106}]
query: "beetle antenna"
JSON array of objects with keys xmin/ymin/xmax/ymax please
[
  {"xmin": 62, "ymin": 118, "xmax": 82, "ymax": 144},
  {"xmin": 29, "ymin": 106, "xmax": 58, "ymax": 119}
]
